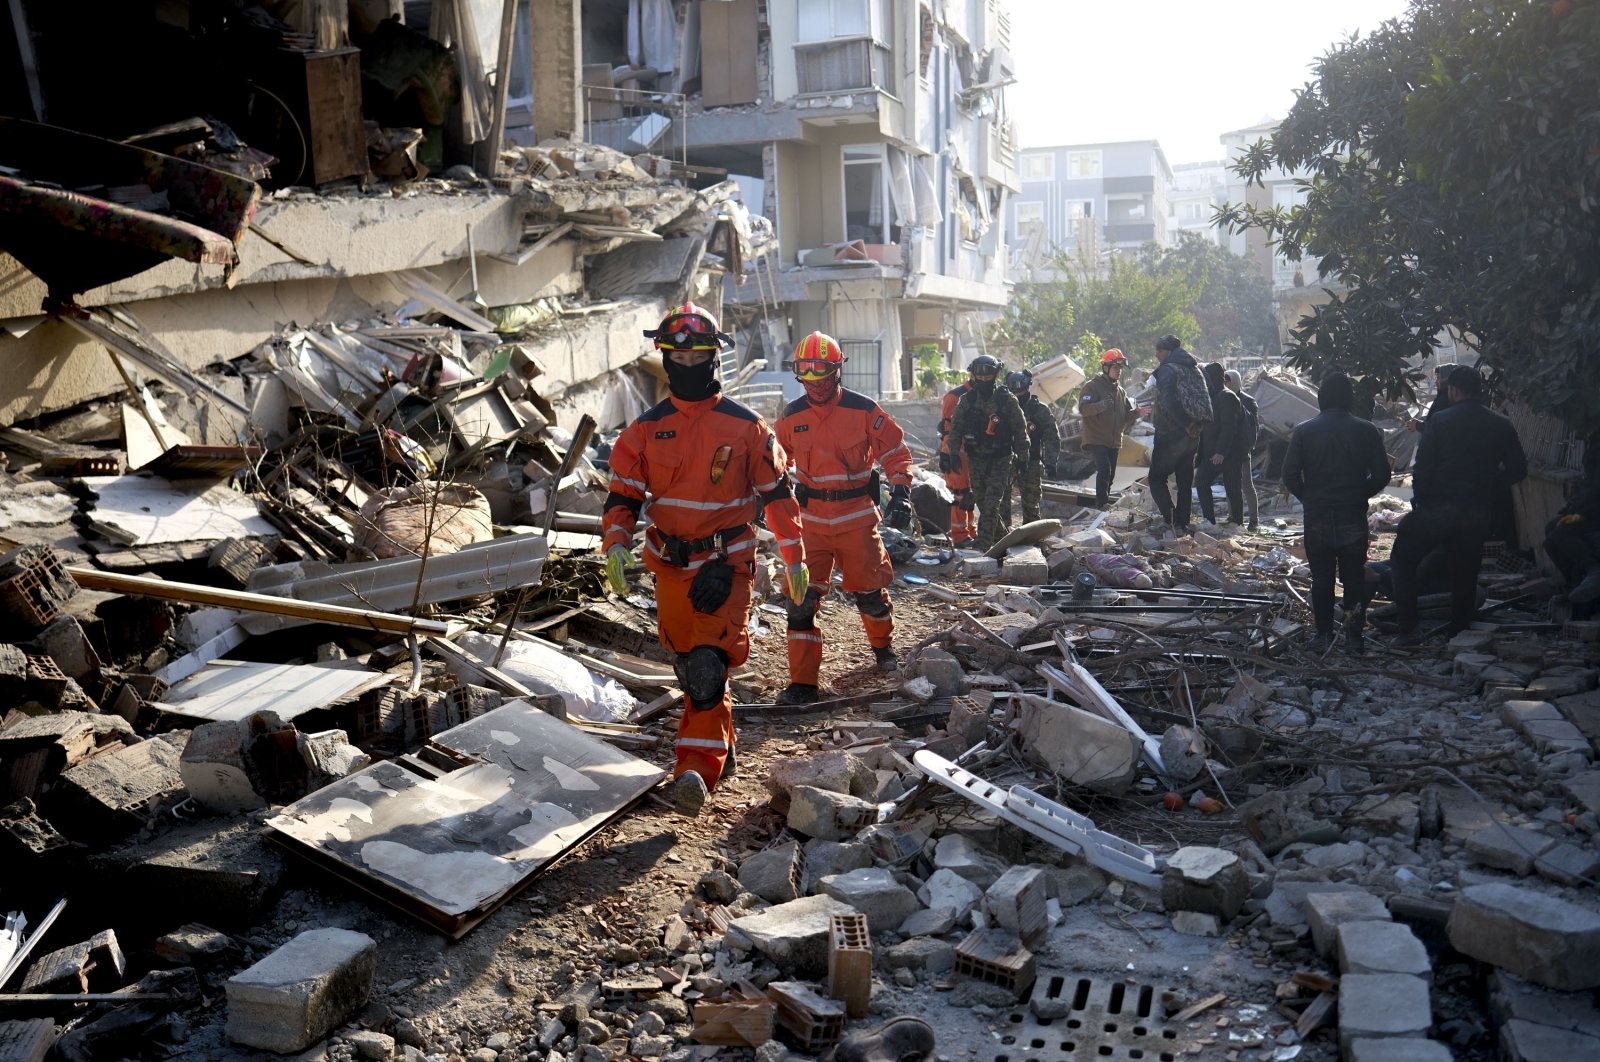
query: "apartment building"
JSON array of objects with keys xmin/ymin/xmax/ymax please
[
  {"xmin": 1007, "ymin": 139, "xmax": 1174, "ymax": 277},
  {"xmin": 1218, "ymin": 120, "xmax": 1311, "ymax": 290},
  {"xmin": 1168, "ymin": 160, "xmax": 1230, "ymax": 248},
  {"xmin": 580, "ymin": 0, "xmax": 1022, "ymax": 395}
]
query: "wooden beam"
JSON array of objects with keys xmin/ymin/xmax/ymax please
[{"xmin": 66, "ymin": 567, "xmax": 450, "ymax": 636}]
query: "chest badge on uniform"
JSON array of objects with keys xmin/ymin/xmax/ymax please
[{"xmin": 709, "ymin": 444, "xmax": 732, "ymax": 484}]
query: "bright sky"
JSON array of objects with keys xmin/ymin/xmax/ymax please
[{"xmin": 1007, "ymin": 0, "xmax": 1414, "ymax": 165}]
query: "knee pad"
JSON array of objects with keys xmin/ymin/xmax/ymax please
[
  {"xmin": 854, "ymin": 589, "xmax": 891, "ymax": 618},
  {"xmin": 786, "ymin": 586, "xmax": 822, "ymax": 631},
  {"xmin": 674, "ymin": 646, "xmax": 728, "ymax": 710}
]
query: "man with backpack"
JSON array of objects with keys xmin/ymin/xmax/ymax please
[
  {"xmin": 1224, "ymin": 369, "xmax": 1260, "ymax": 531},
  {"xmin": 1146, "ymin": 335, "xmax": 1213, "ymax": 535}
]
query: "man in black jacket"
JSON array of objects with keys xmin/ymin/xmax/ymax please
[
  {"xmin": 1146, "ymin": 335, "xmax": 1213, "ymax": 535},
  {"xmin": 1195, "ymin": 362, "xmax": 1246, "ymax": 526},
  {"xmin": 1393, "ymin": 365, "xmax": 1528, "ymax": 644},
  {"xmin": 1282, "ymin": 373, "xmax": 1391, "ymax": 653}
]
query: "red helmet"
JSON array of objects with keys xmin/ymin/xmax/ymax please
[
  {"xmin": 644, "ymin": 302, "xmax": 732, "ymax": 352},
  {"xmin": 793, "ymin": 331, "xmax": 846, "ymax": 381},
  {"xmin": 1101, "ymin": 348, "xmax": 1126, "ymax": 366}
]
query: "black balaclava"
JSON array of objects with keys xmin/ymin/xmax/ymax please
[
  {"xmin": 971, "ymin": 377, "xmax": 995, "ymax": 396},
  {"xmin": 666, "ymin": 358, "xmax": 721, "ymax": 401}
]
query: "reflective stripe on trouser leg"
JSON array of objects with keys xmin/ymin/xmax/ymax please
[
  {"xmin": 674, "ymin": 689, "xmax": 734, "ymax": 790},
  {"xmin": 945, "ymin": 456, "xmax": 974, "ymax": 545},
  {"xmin": 786, "ymin": 629, "xmax": 823, "ymax": 686},
  {"xmin": 859, "ymin": 603, "xmax": 893, "ymax": 650}
]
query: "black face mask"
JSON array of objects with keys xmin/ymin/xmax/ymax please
[
  {"xmin": 972, "ymin": 378, "xmax": 995, "ymax": 396},
  {"xmin": 666, "ymin": 357, "xmax": 720, "ymax": 401}
]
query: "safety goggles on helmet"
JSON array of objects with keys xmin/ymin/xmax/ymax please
[
  {"xmin": 1101, "ymin": 348, "xmax": 1126, "ymax": 366},
  {"xmin": 793, "ymin": 331, "xmax": 845, "ymax": 381},
  {"xmin": 644, "ymin": 304, "xmax": 733, "ymax": 353}
]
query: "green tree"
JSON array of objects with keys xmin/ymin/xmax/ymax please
[
  {"xmin": 1136, "ymin": 231, "xmax": 1279, "ymax": 356},
  {"xmin": 1217, "ymin": 0, "xmax": 1600, "ymax": 429}
]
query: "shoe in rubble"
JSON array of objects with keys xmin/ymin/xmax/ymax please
[
  {"xmin": 872, "ymin": 646, "xmax": 899, "ymax": 672},
  {"xmin": 672, "ymin": 770, "xmax": 709, "ymax": 817},
  {"xmin": 776, "ymin": 683, "xmax": 820, "ymax": 706}
]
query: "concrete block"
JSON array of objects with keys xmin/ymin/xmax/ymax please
[
  {"xmin": 1563, "ymin": 770, "xmax": 1600, "ymax": 817},
  {"xmin": 933, "ymin": 834, "xmax": 1008, "ymax": 888},
  {"xmin": 984, "ymin": 867, "xmax": 1047, "ymax": 943},
  {"xmin": 155, "ymin": 923, "xmax": 241, "ymax": 969},
  {"xmin": 50, "ymin": 736, "xmax": 185, "ymax": 841},
  {"xmin": 30, "ymin": 615, "xmax": 101, "ymax": 683},
  {"xmin": 917, "ymin": 869, "xmax": 983, "ymax": 918},
  {"xmin": 898, "ymin": 907, "xmax": 958, "ymax": 938},
  {"xmin": 1263, "ymin": 880, "xmax": 1369, "ymax": 928},
  {"xmin": 1489, "ymin": 969, "xmax": 1600, "ymax": 1039},
  {"xmin": 1337, "ymin": 920, "xmax": 1432, "ymax": 981},
  {"xmin": 1304, "ymin": 889, "xmax": 1391, "ymax": 958},
  {"xmin": 1161, "ymin": 846, "xmax": 1249, "ymax": 921},
  {"xmin": 727, "ymin": 895, "xmax": 857, "ymax": 980},
  {"xmin": 1345, "ymin": 1038, "xmax": 1452, "ymax": 1062},
  {"xmin": 91, "ymin": 816, "xmax": 285, "ymax": 927},
  {"xmin": 1533, "ymin": 842, "xmax": 1600, "ymax": 887},
  {"xmin": 1046, "ymin": 547, "xmax": 1075, "ymax": 580},
  {"xmin": 885, "ymin": 937, "xmax": 954, "ymax": 974},
  {"xmin": 818, "ymin": 868, "xmax": 920, "ymax": 931},
  {"xmin": 802, "ymin": 839, "xmax": 873, "ymax": 890},
  {"xmin": 1014, "ymin": 693, "xmax": 1139, "ymax": 793},
  {"xmin": 1500, "ymin": 1019, "xmax": 1600, "ymax": 1062},
  {"xmin": 957, "ymin": 556, "xmax": 999, "ymax": 579},
  {"xmin": 1350, "ymin": 795, "xmax": 1422, "ymax": 845},
  {"xmin": 179, "ymin": 720, "xmax": 266, "ymax": 814},
  {"xmin": 739, "ymin": 841, "xmax": 802, "ymax": 904},
  {"xmin": 1466, "ymin": 822, "xmax": 1558, "ymax": 876},
  {"xmin": 1038, "ymin": 863, "xmax": 1108, "ymax": 907},
  {"xmin": 917, "ymin": 648, "xmax": 967, "ymax": 696},
  {"xmin": 1447, "ymin": 882, "xmax": 1600, "ymax": 991},
  {"xmin": 766, "ymin": 751, "xmax": 874, "ymax": 810},
  {"xmin": 1336, "ymin": 974, "xmax": 1432, "ymax": 1054},
  {"xmin": 1170, "ymin": 911, "xmax": 1222, "ymax": 936},
  {"xmin": 787, "ymin": 785, "xmax": 877, "ymax": 842},
  {"xmin": 1499, "ymin": 699, "xmax": 1563, "ymax": 733},
  {"xmin": 1000, "ymin": 547, "xmax": 1048, "ymax": 585},
  {"xmin": 226, "ymin": 928, "xmax": 377, "ymax": 1054}
]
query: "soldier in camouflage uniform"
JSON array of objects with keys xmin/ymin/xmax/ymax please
[
  {"xmin": 1000, "ymin": 369, "xmax": 1062, "ymax": 525},
  {"xmin": 950, "ymin": 356, "xmax": 1029, "ymax": 551}
]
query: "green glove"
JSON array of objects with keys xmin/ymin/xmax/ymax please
[
  {"xmin": 786, "ymin": 562, "xmax": 810, "ymax": 606},
  {"xmin": 605, "ymin": 545, "xmax": 631, "ymax": 596}
]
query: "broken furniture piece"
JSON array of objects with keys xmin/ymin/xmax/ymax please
[{"xmin": 912, "ymin": 750, "xmax": 1163, "ymax": 886}]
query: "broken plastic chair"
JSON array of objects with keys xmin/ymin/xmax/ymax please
[{"xmin": 912, "ymin": 749, "xmax": 1163, "ymax": 887}]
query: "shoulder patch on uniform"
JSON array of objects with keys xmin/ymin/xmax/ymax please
[
  {"xmin": 713, "ymin": 397, "xmax": 760, "ymax": 424},
  {"xmin": 781, "ymin": 395, "xmax": 811, "ymax": 419},
  {"xmin": 638, "ymin": 398, "xmax": 676, "ymax": 423},
  {"xmin": 837, "ymin": 389, "xmax": 876, "ymax": 412}
]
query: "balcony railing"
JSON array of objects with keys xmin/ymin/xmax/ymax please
[{"xmin": 795, "ymin": 37, "xmax": 891, "ymax": 96}]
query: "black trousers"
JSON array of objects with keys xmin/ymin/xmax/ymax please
[
  {"xmin": 1545, "ymin": 520, "xmax": 1600, "ymax": 585},
  {"xmin": 1303, "ymin": 506, "xmax": 1368, "ymax": 635},
  {"xmin": 1393, "ymin": 503, "xmax": 1490, "ymax": 634},
  {"xmin": 1148, "ymin": 432, "xmax": 1198, "ymax": 529},
  {"xmin": 1085, "ymin": 444, "xmax": 1118, "ymax": 506},
  {"xmin": 1195, "ymin": 454, "xmax": 1243, "ymax": 524}
]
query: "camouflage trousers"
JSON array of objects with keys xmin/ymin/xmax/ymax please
[
  {"xmin": 1001, "ymin": 459, "xmax": 1044, "ymax": 526},
  {"xmin": 969, "ymin": 454, "xmax": 1015, "ymax": 551}
]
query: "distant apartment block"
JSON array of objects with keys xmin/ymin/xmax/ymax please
[{"xmin": 1007, "ymin": 140, "xmax": 1173, "ymax": 275}]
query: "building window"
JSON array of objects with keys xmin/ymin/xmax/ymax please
[
  {"xmin": 1066, "ymin": 200, "xmax": 1093, "ymax": 220},
  {"xmin": 1067, "ymin": 150, "xmax": 1102, "ymax": 179},
  {"xmin": 1015, "ymin": 200, "xmax": 1043, "ymax": 228},
  {"xmin": 1020, "ymin": 154, "xmax": 1053, "ymax": 181},
  {"xmin": 1106, "ymin": 197, "xmax": 1147, "ymax": 224},
  {"xmin": 800, "ymin": 0, "xmax": 887, "ymax": 42},
  {"xmin": 842, "ymin": 144, "xmax": 892, "ymax": 244}
]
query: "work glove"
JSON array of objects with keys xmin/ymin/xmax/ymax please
[
  {"xmin": 689, "ymin": 558, "xmax": 734, "ymax": 614},
  {"xmin": 605, "ymin": 544, "xmax": 631, "ymax": 596},
  {"xmin": 937, "ymin": 451, "xmax": 953, "ymax": 473},
  {"xmin": 786, "ymin": 562, "xmax": 810, "ymax": 606},
  {"xmin": 1559, "ymin": 514, "xmax": 1586, "ymax": 527},
  {"xmin": 885, "ymin": 484, "xmax": 913, "ymax": 531}
]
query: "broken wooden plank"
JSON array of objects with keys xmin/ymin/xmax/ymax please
[
  {"xmin": 1170, "ymin": 991, "xmax": 1227, "ymax": 1023},
  {"xmin": 66, "ymin": 568, "xmax": 451, "ymax": 636}
]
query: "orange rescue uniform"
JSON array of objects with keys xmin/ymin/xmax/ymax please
[
  {"xmin": 776, "ymin": 388, "xmax": 913, "ymax": 685},
  {"xmin": 603, "ymin": 393, "xmax": 804, "ymax": 787},
  {"xmin": 940, "ymin": 381, "xmax": 976, "ymax": 545}
]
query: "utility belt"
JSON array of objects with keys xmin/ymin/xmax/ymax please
[
  {"xmin": 658, "ymin": 524, "xmax": 749, "ymax": 568},
  {"xmin": 797, "ymin": 470, "xmax": 878, "ymax": 507}
]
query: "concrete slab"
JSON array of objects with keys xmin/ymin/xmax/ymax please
[
  {"xmin": 1337, "ymin": 920, "xmax": 1433, "ymax": 981},
  {"xmin": 726, "ymin": 895, "xmax": 858, "ymax": 980},
  {"xmin": 226, "ymin": 928, "xmax": 376, "ymax": 1054},
  {"xmin": 1447, "ymin": 882, "xmax": 1600, "ymax": 991},
  {"xmin": 1336, "ymin": 974, "xmax": 1432, "ymax": 1054},
  {"xmin": 1305, "ymin": 889, "xmax": 1391, "ymax": 958}
]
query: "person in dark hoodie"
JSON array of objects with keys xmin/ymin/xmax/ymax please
[
  {"xmin": 1145, "ymin": 335, "xmax": 1213, "ymax": 534},
  {"xmin": 1392, "ymin": 364, "xmax": 1527, "ymax": 645},
  {"xmin": 1281, "ymin": 372, "xmax": 1391, "ymax": 654},
  {"xmin": 1194, "ymin": 361, "xmax": 1246, "ymax": 526}
]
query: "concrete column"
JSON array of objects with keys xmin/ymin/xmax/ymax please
[{"xmin": 532, "ymin": 0, "xmax": 582, "ymax": 142}]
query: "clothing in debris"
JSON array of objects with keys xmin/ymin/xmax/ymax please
[
  {"xmin": 603, "ymin": 390, "xmax": 804, "ymax": 789},
  {"xmin": 1079, "ymin": 367, "xmax": 1135, "ymax": 508},
  {"xmin": 1281, "ymin": 373, "xmax": 1391, "ymax": 640},
  {"xmin": 937, "ymin": 381, "xmax": 976, "ymax": 546},
  {"xmin": 951, "ymin": 383, "xmax": 1029, "ymax": 550},
  {"xmin": 776, "ymin": 387, "xmax": 912, "ymax": 686},
  {"xmin": 1394, "ymin": 381, "xmax": 1528, "ymax": 637},
  {"xmin": 1003, "ymin": 391, "xmax": 1061, "ymax": 525},
  {"xmin": 1195, "ymin": 362, "xmax": 1247, "ymax": 525},
  {"xmin": 1147, "ymin": 344, "xmax": 1212, "ymax": 531}
]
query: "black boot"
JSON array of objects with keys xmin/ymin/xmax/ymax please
[
  {"xmin": 872, "ymin": 646, "xmax": 899, "ymax": 672},
  {"xmin": 776, "ymin": 683, "xmax": 819, "ymax": 706}
]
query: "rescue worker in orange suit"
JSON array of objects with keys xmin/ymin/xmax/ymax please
[
  {"xmin": 603, "ymin": 303, "xmax": 810, "ymax": 816},
  {"xmin": 774, "ymin": 332, "xmax": 915, "ymax": 706},
  {"xmin": 938, "ymin": 376, "xmax": 977, "ymax": 548}
]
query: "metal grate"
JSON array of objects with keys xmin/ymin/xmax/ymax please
[
  {"xmin": 989, "ymin": 974, "xmax": 1188, "ymax": 1062},
  {"xmin": 839, "ymin": 339, "xmax": 883, "ymax": 396}
]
